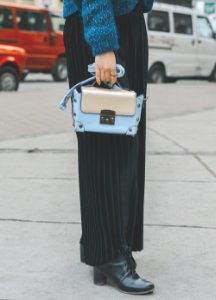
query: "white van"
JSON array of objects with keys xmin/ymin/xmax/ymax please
[
  {"xmin": 208, "ymin": 14, "xmax": 216, "ymax": 33},
  {"xmin": 145, "ymin": 3, "xmax": 216, "ymax": 83}
]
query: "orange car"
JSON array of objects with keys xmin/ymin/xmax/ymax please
[
  {"xmin": 0, "ymin": 44, "xmax": 26, "ymax": 91},
  {"xmin": 0, "ymin": 2, "xmax": 66, "ymax": 81}
]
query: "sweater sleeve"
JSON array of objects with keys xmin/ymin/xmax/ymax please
[{"xmin": 80, "ymin": 0, "xmax": 120, "ymax": 56}]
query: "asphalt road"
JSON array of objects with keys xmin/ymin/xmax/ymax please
[{"xmin": 0, "ymin": 74, "xmax": 216, "ymax": 141}]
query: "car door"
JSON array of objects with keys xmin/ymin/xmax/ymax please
[
  {"xmin": 15, "ymin": 8, "xmax": 52, "ymax": 70},
  {"xmin": 196, "ymin": 15, "xmax": 216, "ymax": 77},
  {"xmin": 0, "ymin": 6, "xmax": 17, "ymax": 45},
  {"xmin": 147, "ymin": 9, "xmax": 174, "ymax": 78},
  {"xmin": 171, "ymin": 12, "xmax": 198, "ymax": 76}
]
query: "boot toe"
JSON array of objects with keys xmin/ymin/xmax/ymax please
[{"xmin": 120, "ymin": 277, "xmax": 154, "ymax": 295}]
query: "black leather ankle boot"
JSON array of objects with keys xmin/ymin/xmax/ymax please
[
  {"xmin": 127, "ymin": 252, "xmax": 137, "ymax": 269},
  {"xmin": 93, "ymin": 254, "xmax": 154, "ymax": 295}
]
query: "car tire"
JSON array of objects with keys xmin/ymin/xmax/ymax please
[
  {"xmin": 148, "ymin": 64, "xmax": 166, "ymax": 84},
  {"xmin": 209, "ymin": 65, "xmax": 216, "ymax": 82},
  {"xmin": 0, "ymin": 67, "xmax": 19, "ymax": 91},
  {"xmin": 52, "ymin": 56, "xmax": 67, "ymax": 82}
]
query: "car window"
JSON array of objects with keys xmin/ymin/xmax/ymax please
[
  {"xmin": 16, "ymin": 10, "xmax": 47, "ymax": 32},
  {"xmin": 148, "ymin": 10, "xmax": 170, "ymax": 32},
  {"xmin": 197, "ymin": 16, "xmax": 214, "ymax": 38},
  {"xmin": 174, "ymin": 13, "xmax": 193, "ymax": 35},
  {"xmin": 0, "ymin": 7, "xmax": 14, "ymax": 29},
  {"xmin": 51, "ymin": 13, "xmax": 64, "ymax": 32}
]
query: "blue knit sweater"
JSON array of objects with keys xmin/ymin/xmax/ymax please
[{"xmin": 63, "ymin": 0, "xmax": 154, "ymax": 56}]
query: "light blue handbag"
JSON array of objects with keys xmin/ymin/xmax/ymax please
[{"xmin": 59, "ymin": 63, "xmax": 146, "ymax": 136}]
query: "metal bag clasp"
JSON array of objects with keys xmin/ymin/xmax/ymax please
[{"xmin": 100, "ymin": 110, "xmax": 116, "ymax": 125}]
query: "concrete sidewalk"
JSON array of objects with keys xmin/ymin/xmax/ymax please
[{"xmin": 0, "ymin": 82, "xmax": 216, "ymax": 300}]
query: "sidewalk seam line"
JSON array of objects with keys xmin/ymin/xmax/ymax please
[
  {"xmin": 147, "ymin": 126, "xmax": 216, "ymax": 179},
  {"xmin": 1, "ymin": 177, "xmax": 215, "ymax": 183},
  {"xmin": 1, "ymin": 148, "xmax": 216, "ymax": 156},
  {"xmin": 147, "ymin": 126, "xmax": 188, "ymax": 152},
  {"xmin": 148, "ymin": 106, "xmax": 216, "ymax": 122},
  {"xmin": 193, "ymin": 154, "xmax": 216, "ymax": 179},
  {"xmin": 0, "ymin": 218, "xmax": 215, "ymax": 230}
]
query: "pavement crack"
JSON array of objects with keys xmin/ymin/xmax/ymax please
[
  {"xmin": 146, "ymin": 179, "xmax": 216, "ymax": 183},
  {"xmin": 0, "ymin": 218, "xmax": 216, "ymax": 230},
  {"xmin": 1, "ymin": 148, "xmax": 216, "ymax": 157},
  {"xmin": 0, "ymin": 148, "xmax": 77, "ymax": 154},
  {"xmin": 0, "ymin": 218, "xmax": 80, "ymax": 224},
  {"xmin": 7, "ymin": 177, "xmax": 76, "ymax": 180},
  {"xmin": 145, "ymin": 224, "xmax": 216, "ymax": 230},
  {"xmin": 147, "ymin": 151, "xmax": 216, "ymax": 156},
  {"xmin": 3, "ymin": 177, "xmax": 216, "ymax": 183}
]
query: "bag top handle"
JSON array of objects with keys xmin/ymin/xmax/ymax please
[
  {"xmin": 87, "ymin": 63, "xmax": 125, "ymax": 78},
  {"xmin": 59, "ymin": 63, "xmax": 125, "ymax": 111}
]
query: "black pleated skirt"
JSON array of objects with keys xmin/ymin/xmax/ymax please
[{"xmin": 63, "ymin": 0, "xmax": 149, "ymax": 267}]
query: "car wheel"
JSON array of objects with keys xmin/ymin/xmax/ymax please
[
  {"xmin": 52, "ymin": 57, "xmax": 67, "ymax": 82},
  {"xmin": 209, "ymin": 66, "xmax": 216, "ymax": 82},
  {"xmin": 0, "ymin": 67, "xmax": 19, "ymax": 91},
  {"xmin": 148, "ymin": 64, "xmax": 166, "ymax": 83}
]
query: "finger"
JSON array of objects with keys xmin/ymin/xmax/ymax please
[
  {"xmin": 100, "ymin": 68, "xmax": 106, "ymax": 82},
  {"xmin": 111, "ymin": 75, "xmax": 117, "ymax": 85},
  {"xmin": 111, "ymin": 67, "xmax": 117, "ymax": 74},
  {"xmin": 96, "ymin": 66, "xmax": 101, "ymax": 85},
  {"xmin": 110, "ymin": 67, "xmax": 117, "ymax": 85},
  {"xmin": 105, "ymin": 69, "xmax": 111, "ymax": 83}
]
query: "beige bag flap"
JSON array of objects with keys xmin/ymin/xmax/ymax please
[{"xmin": 81, "ymin": 86, "xmax": 136, "ymax": 116}]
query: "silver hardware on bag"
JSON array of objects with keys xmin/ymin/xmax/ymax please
[{"xmin": 100, "ymin": 110, "xmax": 115, "ymax": 125}]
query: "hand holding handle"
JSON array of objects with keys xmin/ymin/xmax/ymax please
[
  {"xmin": 59, "ymin": 63, "xmax": 125, "ymax": 111},
  {"xmin": 88, "ymin": 63, "xmax": 125, "ymax": 79}
]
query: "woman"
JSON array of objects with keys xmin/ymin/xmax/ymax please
[{"xmin": 63, "ymin": 0, "xmax": 155, "ymax": 295}]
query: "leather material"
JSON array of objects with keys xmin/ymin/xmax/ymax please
[
  {"xmin": 128, "ymin": 252, "xmax": 137, "ymax": 269},
  {"xmin": 73, "ymin": 88, "xmax": 144, "ymax": 136},
  {"xmin": 93, "ymin": 255, "xmax": 154, "ymax": 294},
  {"xmin": 59, "ymin": 63, "xmax": 145, "ymax": 137},
  {"xmin": 81, "ymin": 86, "xmax": 136, "ymax": 115}
]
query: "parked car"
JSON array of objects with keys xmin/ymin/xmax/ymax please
[
  {"xmin": 0, "ymin": 44, "xmax": 26, "ymax": 91},
  {"xmin": 0, "ymin": 2, "xmax": 67, "ymax": 81},
  {"xmin": 209, "ymin": 14, "xmax": 216, "ymax": 33},
  {"xmin": 145, "ymin": 3, "xmax": 216, "ymax": 83}
]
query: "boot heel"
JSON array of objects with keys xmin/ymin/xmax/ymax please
[{"xmin": 93, "ymin": 268, "xmax": 107, "ymax": 285}]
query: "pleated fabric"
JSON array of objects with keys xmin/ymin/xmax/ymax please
[{"xmin": 63, "ymin": 0, "xmax": 149, "ymax": 267}]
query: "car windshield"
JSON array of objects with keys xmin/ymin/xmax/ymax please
[{"xmin": 51, "ymin": 13, "xmax": 64, "ymax": 32}]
